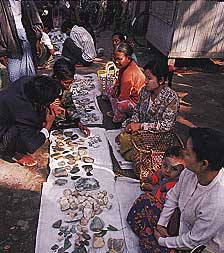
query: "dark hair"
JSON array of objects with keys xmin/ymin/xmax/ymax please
[
  {"xmin": 53, "ymin": 58, "xmax": 75, "ymax": 81},
  {"xmin": 189, "ymin": 127, "xmax": 224, "ymax": 171},
  {"xmin": 164, "ymin": 146, "xmax": 184, "ymax": 159},
  {"xmin": 112, "ymin": 32, "xmax": 135, "ymax": 49},
  {"xmin": 61, "ymin": 20, "xmax": 73, "ymax": 33},
  {"xmin": 24, "ymin": 76, "xmax": 61, "ymax": 106},
  {"xmin": 112, "ymin": 32, "xmax": 126, "ymax": 42},
  {"xmin": 144, "ymin": 59, "xmax": 169, "ymax": 82},
  {"xmin": 114, "ymin": 42, "xmax": 133, "ymax": 57}
]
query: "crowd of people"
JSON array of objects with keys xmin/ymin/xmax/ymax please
[{"xmin": 0, "ymin": 1, "xmax": 224, "ymax": 253}]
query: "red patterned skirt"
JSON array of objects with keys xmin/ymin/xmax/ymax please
[{"xmin": 127, "ymin": 192, "xmax": 176, "ymax": 253}]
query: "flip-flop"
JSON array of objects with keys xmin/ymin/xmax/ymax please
[{"xmin": 12, "ymin": 155, "xmax": 38, "ymax": 167}]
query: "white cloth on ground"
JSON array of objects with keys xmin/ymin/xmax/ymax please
[
  {"xmin": 35, "ymin": 167, "xmax": 125, "ymax": 253},
  {"xmin": 48, "ymin": 127, "xmax": 113, "ymax": 183},
  {"xmin": 158, "ymin": 168, "xmax": 224, "ymax": 253},
  {"xmin": 72, "ymin": 74, "xmax": 103, "ymax": 125},
  {"xmin": 115, "ymin": 177, "xmax": 142, "ymax": 253}
]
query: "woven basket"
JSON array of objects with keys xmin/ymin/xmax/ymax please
[{"xmin": 131, "ymin": 130, "xmax": 183, "ymax": 180}]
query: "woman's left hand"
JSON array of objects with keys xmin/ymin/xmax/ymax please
[
  {"xmin": 125, "ymin": 122, "xmax": 141, "ymax": 133},
  {"xmin": 154, "ymin": 228, "xmax": 162, "ymax": 241},
  {"xmin": 156, "ymin": 225, "xmax": 169, "ymax": 237}
]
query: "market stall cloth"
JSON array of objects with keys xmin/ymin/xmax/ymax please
[
  {"xmin": 48, "ymin": 127, "xmax": 113, "ymax": 183},
  {"xmin": 35, "ymin": 167, "xmax": 126, "ymax": 253},
  {"xmin": 105, "ymin": 129, "xmax": 133, "ymax": 170},
  {"xmin": 115, "ymin": 177, "xmax": 142, "ymax": 253},
  {"xmin": 72, "ymin": 74, "xmax": 103, "ymax": 125},
  {"xmin": 73, "ymin": 74, "xmax": 101, "ymax": 97}
]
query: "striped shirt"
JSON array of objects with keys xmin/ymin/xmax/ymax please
[{"xmin": 70, "ymin": 25, "xmax": 96, "ymax": 62}]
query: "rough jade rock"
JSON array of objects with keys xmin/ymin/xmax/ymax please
[
  {"xmin": 71, "ymin": 133, "xmax": 79, "ymax": 140},
  {"xmin": 92, "ymin": 234, "xmax": 105, "ymax": 249},
  {"xmin": 52, "ymin": 220, "xmax": 62, "ymax": 229},
  {"xmin": 64, "ymin": 238, "xmax": 72, "ymax": 250},
  {"xmin": 82, "ymin": 156, "xmax": 94, "ymax": 163},
  {"xmin": 74, "ymin": 178, "xmax": 100, "ymax": 191},
  {"xmin": 71, "ymin": 176, "xmax": 81, "ymax": 181},
  {"xmin": 107, "ymin": 238, "xmax": 125, "ymax": 253},
  {"xmin": 90, "ymin": 216, "xmax": 105, "ymax": 232},
  {"xmin": 82, "ymin": 233, "xmax": 91, "ymax": 240},
  {"xmin": 58, "ymin": 247, "xmax": 65, "ymax": 253},
  {"xmin": 64, "ymin": 131, "xmax": 73, "ymax": 137},
  {"xmin": 53, "ymin": 167, "xmax": 68, "ymax": 177},
  {"xmin": 54, "ymin": 179, "xmax": 68, "ymax": 186},
  {"xmin": 70, "ymin": 167, "xmax": 80, "ymax": 174},
  {"xmin": 51, "ymin": 244, "xmax": 59, "ymax": 251}
]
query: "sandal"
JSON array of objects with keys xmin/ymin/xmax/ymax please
[
  {"xmin": 12, "ymin": 155, "xmax": 38, "ymax": 167},
  {"xmin": 106, "ymin": 111, "xmax": 114, "ymax": 118}
]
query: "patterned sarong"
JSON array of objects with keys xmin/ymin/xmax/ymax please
[{"xmin": 127, "ymin": 192, "xmax": 176, "ymax": 253}]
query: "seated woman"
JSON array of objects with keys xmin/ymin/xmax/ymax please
[
  {"xmin": 127, "ymin": 146, "xmax": 185, "ymax": 253},
  {"xmin": 124, "ymin": 59, "xmax": 179, "ymax": 133},
  {"xmin": 153, "ymin": 127, "xmax": 224, "ymax": 253},
  {"xmin": 0, "ymin": 75, "xmax": 61, "ymax": 166},
  {"xmin": 107, "ymin": 42, "xmax": 145, "ymax": 123},
  {"xmin": 112, "ymin": 32, "xmax": 138, "ymax": 63}
]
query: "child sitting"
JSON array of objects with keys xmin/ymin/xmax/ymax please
[
  {"xmin": 140, "ymin": 146, "xmax": 185, "ymax": 204},
  {"xmin": 127, "ymin": 146, "xmax": 185, "ymax": 253}
]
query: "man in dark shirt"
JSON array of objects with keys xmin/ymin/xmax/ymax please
[{"xmin": 0, "ymin": 75, "xmax": 61, "ymax": 165}]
